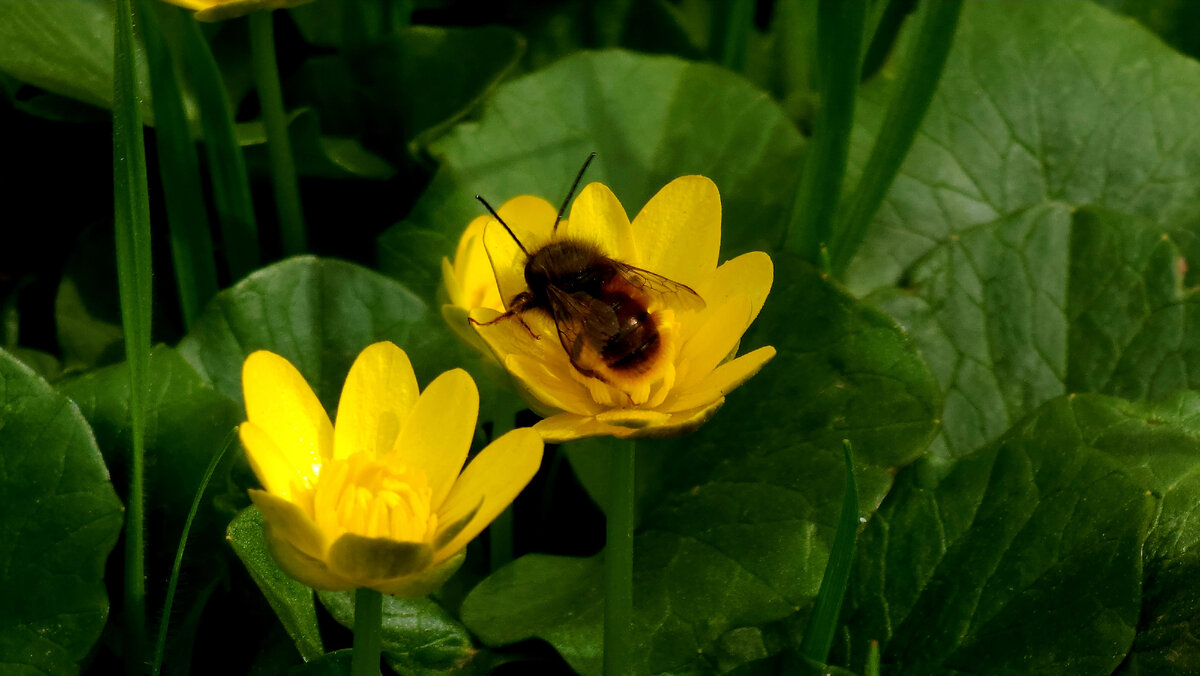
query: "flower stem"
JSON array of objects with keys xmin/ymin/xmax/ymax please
[
  {"xmin": 249, "ymin": 10, "xmax": 307, "ymax": 256},
  {"xmin": 351, "ymin": 587, "xmax": 383, "ymax": 676},
  {"xmin": 604, "ymin": 441, "xmax": 636, "ymax": 676}
]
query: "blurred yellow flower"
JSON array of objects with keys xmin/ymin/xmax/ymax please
[
  {"xmin": 239, "ymin": 341, "xmax": 543, "ymax": 595},
  {"xmin": 161, "ymin": 0, "xmax": 313, "ymax": 22},
  {"xmin": 467, "ymin": 176, "xmax": 775, "ymax": 443}
]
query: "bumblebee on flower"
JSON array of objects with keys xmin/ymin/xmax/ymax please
[{"xmin": 444, "ymin": 158, "xmax": 775, "ymax": 443}]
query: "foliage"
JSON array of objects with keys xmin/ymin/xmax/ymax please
[{"xmin": 3, "ymin": 0, "xmax": 1200, "ymax": 674}]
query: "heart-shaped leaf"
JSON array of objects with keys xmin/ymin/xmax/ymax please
[{"xmin": 0, "ymin": 348, "xmax": 124, "ymax": 675}]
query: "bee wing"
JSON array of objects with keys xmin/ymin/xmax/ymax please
[
  {"xmin": 546, "ymin": 285, "xmax": 619, "ymax": 381},
  {"xmin": 610, "ymin": 261, "xmax": 706, "ymax": 312}
]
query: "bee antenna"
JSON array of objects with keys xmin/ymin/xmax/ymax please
[
  {"xmin": 475, "ymin": 194, "xmax": 529, "ymax": 256},
  {"xmin": 553, "ymin": 152, "xmax": 597, "ymax": 235}
]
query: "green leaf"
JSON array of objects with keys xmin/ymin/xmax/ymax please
[
  {"xmin": 0, "ymin": 0, "xmax": 151, "ymax": 117},
  {"xmin": 286, "ymin": 650, "xmax": 352, "ymax": 675},
  {"xmin": 461, "ymin": 258, "xmax": 941, "ymax": 674},
  {"xmin": 377, "ymin": 49, "xmax": 805, "ymax": 300},
  {"xmin": 1065, "ymin": 391, "xmax": 1200, "ymax": 674},
  {"xmin": 289, "ymin": 26, "xmax": 523, "ymax": 164},
  {"xmin": 843, "ymin": 392, "xmax": 1200, "ymax": 674},
  {"xmin": 228, "ymin": 506, "xmax": 325, "ymax": 662},
  {"xmin": 318, "ymin": 591, "xmax": 481, "ymax": 674},
  {"xmin": 841, "ymin": 2, "xmax": 1200, "ymax": 463},
  {"xmin": 846, "ymin": 2, "xmax": 1200, "ymax": 293},
  {"xmin": 62, "ymin": 346, "xmax": 243, "ymax": 667},
  {"xmin": 56, "ymin": 225, "xmax": 127, "ymax": 371},
  {"xmin": 138, "ymin": 0, "xmax": 218, "ymax": 329},
  {"xmin": 0, "ymin": 348, "xmax": 124, "ymax": 675},
  {"xmin": 800, "ymin": 441, "xmax": 858, "ymax": 663},
  {"xmin": 62, "ymin": 346, "xmax": 241, "ymax": 556},
  {"xmin": 176, "ymin": 256, "xmax": 472, "ymax": 412},
  {"xmin": 237, "ymin": 107, "xmax": 396, "ymax": 180},
  {"xmin": 288, "ymin": 0, "xmax": 399, "ymax": 49}
]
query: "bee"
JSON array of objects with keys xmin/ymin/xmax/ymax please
[{"xmin": 471, "ymin": 153, "xmax": 705, "ymax": 385}]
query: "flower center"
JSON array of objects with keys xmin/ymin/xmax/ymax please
[{"xmin": 312, "ymin": 454, "xmax": 438, "ymax": 543}]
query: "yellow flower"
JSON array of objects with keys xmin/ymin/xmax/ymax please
[
  {"xmin": 441, "ymin": 203, "xmax": 517, "ymax": 358},
  {"xmin": 161, "ymin": 0, "xmax": 313, "ymax": 22},
  {"xmin": 239, "ymin": 341, "xmax": 543, "ymax": 595},
  {"xmin": 468, "ymin": 176, "xmax": 775, "ymax": 443}
]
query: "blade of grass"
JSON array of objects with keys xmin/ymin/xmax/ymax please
[
  {"xmin": 783, "ymin": 0, "xmax": 866, "ymax": 265},
  {"xmin": 249, "ymin": 10, "xmax": 307, "ymax": 256},
  {"xmin": 178, "ymin": 9, "xmax": 261, "ymax": 280},
  {"xmin": 138, "ymin": 0, "xmax": 217, "ymax": 328},
  {"xmin": 866, "ymin": 639, "xmax": 881, "ymax": 676},
  {"xmin": 829, "ymin": 0, "xmax": 963, "ymax": 277},
  {"xmin": 710, "ymin": 0, "xmax": 754, "ymax": 71},
  {"xmin": 151, "ymin": 430, "xmax": 235, "ymax": 676},
  {"xmin": 113, "ymin": 0, "xmax": 152, "ymax": 670},
  {"xmin": 800, "ymin": 439, "xmax": 858, "ymax": 663}
]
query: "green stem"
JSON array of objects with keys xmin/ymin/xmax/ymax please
[
  {"xmin": 783, "ymin": 0, "xmax": 866, "ymax": 264},
  {"xmin": 249, "ymin": 10, "xmax": 307, "ymax": 256},
  {"xmin": 604, "ymin": 441, "xmax": 636, "ymax": 676},
  {"xmin": 139, "ymin": 0, "xmax": 218, "ymax": 328},
  {"xmin": 113, "ymin": 0, "xmax": 152, "ymax": 671},
  {"xmin": 351, "ymin": 588, "xmax": 383, "ymax": 676},
  {"xmin": 829, "ymin": 0, "xmax": 963, "ymax": 276},
  {"xmin": 179, "ymin": 10, "xmax": 261, "ymax": 280}
]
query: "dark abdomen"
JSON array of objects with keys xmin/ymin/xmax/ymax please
[{"xmin": 601, "ymin": 293, "xmax": 660, "ymax": 373}]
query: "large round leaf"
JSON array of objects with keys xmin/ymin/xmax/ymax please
[
  {"xmin": 841, "ymin": 2, "xmax": 1200, "ymax": 464},
  {"xmin": 177, "ymin": 256, "xmax": 472, "ymax": 411},
  {"xmin": 841, "ymin": 390, "xmax": 1200, "ymax": 674},
  {"xmin": 377, "ymin": 49, "xmax": 805, "ymax": 302},
  {"xmin": 461, "ymin": 258, "xmax": 941, "ymax": 674},
  {"xmin": 0, "ymin": 348, "xmax": 123, "ymax": 675}
]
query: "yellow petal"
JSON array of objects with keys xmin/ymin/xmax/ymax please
[
  {"xmin": 594, "ymin": 409, "xmax": 672, "ymax": 429},
  {"xmin": 532, "ymin": 403, "xmax": 725, "ymax": 442},
  {"xmin": 333, "ymin": 342, "xmax": 419, "ymax": 461},
  {"xmin": 441, "ymin": 304, "xmax": 494, "ymax": 358},
  {"xmin": 371, "ymin": 550, "xmax": 466, "ymax": 597},
  {"xmin": 630, "ymin": 176, "xmax": 721, "ymax": 288},
  {"xmin": 434, "ymin": 428, "xmax": 544, "ymax": 563},
  {"xmin": 562, "ymin": 182, "xmax": 636, "ymax": 260},
  {"xmin": 442, "ymin": 257, "xmax": 465, "ymax": 308},
  {"xmin": 532, "ymin": 413, "xmax": 635, "ymax": 443},
  {"xmin": 392, "ymin": 369, "xmax": 479, "ymax": 509},
  {"xmin": 471, "ymin": 307, "xmax": 592, "ymax": 416},
  {"xmin": 240, "ymin": 422, "xmax": 312, "ymax": 497},
  {"xmin": 663, "ymin": 346, "xmax": 776, "ymax": 412},
  {"xmin": 676, "ymin": 295, "xmax": 752, "ymax": 388},
  {"xmin": 482, "ymin": 196, "xmax": 559, "ymax": 308},
  {"xmin": 327, "ymin": 533, "xmax": 433, "ymax": 584},
  {"xmin": 251, "ymin": 498, "xmax": 356, "ymax": 591},
  {"xmin": 686, "ymin": 252, "xmax": 774, "ymax": 344},
  {"xmin": 505, "ymin": 354, "xmax": 599, "ymax": 415},
  {"xmin": 651, "ymin": 399, "xmax": 726, "ymax": 437},
  {"xmin": 242, "ymin": 350, "xmax": 332, "ymax": 473},
  {"xmin": 249, "ymin": 489, "xmax": 328, "ymax": 560}
]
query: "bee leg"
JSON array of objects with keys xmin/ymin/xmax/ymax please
[
  {"xmin": 516, "ymin": 314, "xmax": 540, "ymax": 340},
  {"xmin": 468, "ymin": 309, "xmax": 541, "ymax": 340}
]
